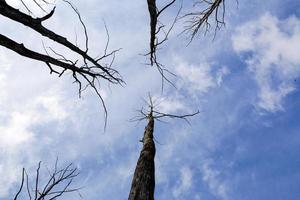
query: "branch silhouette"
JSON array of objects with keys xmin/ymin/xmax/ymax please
[
  {"xmin": 0, "ymin": 0, "xmax": 124, "ymax": 128},
  {"xmin": 13, "ymin": 160, "xmax": 81, "ymax": 200},
  {"xmin": 145, "ymin": 0, "xmax": 181, "ymax": 89},
  {"xmin": 182, "ymin": 0, "xmax": 227, "ymax": 43}
]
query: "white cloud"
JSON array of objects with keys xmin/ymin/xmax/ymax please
[
  {"xmin": 152, "ymin": 95, "xmax": 186, "ymax": 114},
  {"xmin": 175, "ymin": 61, "xmax": 215, "ymax": 95},
  {"xmin": 174, "ymin": 59, "xmax": 230, "ymax": 97},
  {"xmin": 216, "ymin": 66, "xmax": 230, "ymax": 86},
  {"xmin": 202, "ymin": 161, "xmax": 228, "ymax": 200},
  {"xmin": 35, "ymin": 93, "xmax": 69, "ymax": 121},
  {"xmin": 172, "ymin": 166, "xmax": 193, "ymax": 198},
  {"xmin": 0, "ymin": 50, "xmax": 11, "ymax": 103},
  {"xmin": 0, "ymin": 50, "xmax": 11, "ymax": 71},
  {"xmin": 233, "ymin": 13, "xmax": 300, "ymax": 112},
  {"xmin": 0, "ymin": 159, "xmax": 22, "ymax": 197},
  {"xmin": 0, "ymin": 111, "xmax": 34, "ymax": 150},
  {"xmin": 0, "ymin": 86, "xmax": 71, "ymax": 196}
]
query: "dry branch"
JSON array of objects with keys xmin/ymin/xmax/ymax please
[
  {"xmin": 131, "ymin": 95, "xmax": 199, "ymax": 123},
  {"xmin": 0, "ymin": 0, "xmax": 123, "ymax": 127},
  {"xmin": 13, "ymin": 160, "xmax": 81, "ymax": 200},
  {"xmin": 145, "ymin": 0, "xmax": 180, "ymax": 89},
  {"xmin": 183, "ymin": 0, "xmax": 226, "ymax": 42}
]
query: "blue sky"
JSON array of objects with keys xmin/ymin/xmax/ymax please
[{"xmin": 0, "ymin": 0, "xmax": 300, "ymax": 199}]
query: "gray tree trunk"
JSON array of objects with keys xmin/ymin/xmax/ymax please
[{"xmin": 128, "ymin": 114, "xmax": 156, "ymax": 200}]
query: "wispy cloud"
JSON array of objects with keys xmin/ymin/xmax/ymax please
[
  {"xmin": 174, "ymin": 58, "xmax": 230, "ymax": 98},
  {"xmin": 233, "ymin": 13, "xmax": 300, "ymax": 112},
  {"xmin": 202, "ymin": 161, "xmax": 228, "ymax": 200},
  {"xmin": 175, "ymin": 61, "xmax": 215, "ymax": 95},
  {"xmin": 172, "ymin": 166, "xmax": 193, "ymax": 198},
  {"xmin": 0, "ymin": 88, "xmax": 71, "ymax": 196},
  {"xmin": 1, "ymin": 0, "xmax": 300, "ymax": 200}
]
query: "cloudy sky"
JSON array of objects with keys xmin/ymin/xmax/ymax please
[{"xmin": 1, "ymin": 0, "xmax": 300, "ymax": 199}]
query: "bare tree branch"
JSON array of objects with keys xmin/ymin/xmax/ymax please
[
  {"xmin": 13, "ymin": 160, "xmax": 81, "ymax": 200},
  {"xmin": 14, "ymin": 168, "xmax": 25, "ymax": 200},
  {"xmin": 182, "ymin": 0, "xmax": 226, "ymax": 42},
  {"xmin": 145, "ymin": 0, "xmax": 181, "ymax": 89},
  {"xmin": 0, "ymin": 0, "xmax": 124, "ymax": 128},
  {"xmin": 131, "ymin": 94, "xmax": 199, "ymax": 124},
  {"xmin": 32, "ymin": 0, "xmax": 47, "ymax": 13}
]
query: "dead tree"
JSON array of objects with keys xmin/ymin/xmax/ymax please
[
  {"xmin": 183, "ymin": 0, "xmax": 227, "ymax": 42},
  {"xmin": 0, "ymin": 0, "xmax": 123, "ymax": 126},
  {"xmin": 128, "ymin": 97, "xmax": 199, "ymax": 200},
  {"xmin": 13, "ymin": 160, "xmax": 81, "ymax": 200},
  {"xmin": 145, "ymin": 0, "xmax": 180, "ymax": 87}
]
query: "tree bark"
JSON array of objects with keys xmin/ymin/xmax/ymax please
[
  {"xmin": 146, "ymin": 0, "xmax": 157, "ymax": 65},
  {"xmin": 128, "ymin": 113, "xmax": 156, "ymax": 200}
]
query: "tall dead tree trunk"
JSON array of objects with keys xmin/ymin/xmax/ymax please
[
  {"xmin": 128, "ymin": 111, "xmax": 156, "ymax": 200},
  {"xmin": 127, "ymin": 96, "xmax": 198, "ymax": 200}
]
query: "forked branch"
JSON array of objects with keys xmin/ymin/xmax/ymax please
[
  {"xmin": 131, "ymin": 95, "xmax": 199, "ymax": 124},
  {"xmin": 183, "ymin": 0, "xmax": 226, "ymax": 42},
  {"xmin": 13, "ymin": 160, "xmax": 81, "ymax": 200},
  {"xmin": 0, "ymin": 0, "xmax": 123, "ymax": 127},
  {"xmin": 145, "ymin": 0, "xmax": 181, "ymax": 88}
]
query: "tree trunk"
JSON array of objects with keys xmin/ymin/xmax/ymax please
[
  {"xmin": 146, "ymin": 0, "xmax": 158, "ymax": 65},
  {"xmin": 128, "ymin": 114, "xmax": 156, "ymax": 200}
]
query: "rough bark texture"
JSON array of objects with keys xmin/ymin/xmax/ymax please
[
  {"xmin": 147, "ymin": 0, "xmax": 158, "ymax": 65},
  {"xmin": 128, "ymin": 114, "xmax": 156, "ymax": 200}
]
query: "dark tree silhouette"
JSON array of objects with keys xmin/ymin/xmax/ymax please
[
  {"xmin": 0, "ymin": 1, "xmax": 235, "ymax": 199},
  {"xmin": 0, "ymin": 0, "xmax": 123, "ymax": 126},
  {"xmin": 128, "ymin": 109, "xmax": 155, "ymax": 200},
  {"xmin": 13, "ymin": 160, "xmax": 81, "ymax": 200},
  {"xmin": 128, "ymin": 97, "xmax": 199, "ymax": 200},
  {"xmin": 183, "ymin": 0, "xmax": 227, "ymax": 41},
  {"xmin": 145, "ymin": 0, "xmax": 181, "ymax": 87},
  {"xmin": 144, "ymin": 0, "xmax": 229, "ymax": 86},
  {"xmin": 128, "ymin": 1, "xmax": 232, "ymax": 197},
  {"xmin": 146, "ymin": 0, "xmax": 176, "ymax": 65}
]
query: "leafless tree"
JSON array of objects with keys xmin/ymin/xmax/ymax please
[
  {"xmin": 145, "ymin": 0, "xmax": 182, "ymax": 88},
  {"xmin": 183, "ymin": 0, "xmax": 227, "ymax": 42},
  {"xmin": 13, "ymin": 160, "xmax": 81, "ymax": 200},
  {"xmin": 0, "ymin": 0, "xmax": 123, "ymax": 127},
  {"xmin": 144, "ymin": 0, "xmax": 229, "ymax": 87},
  {"xmin": 128, "ymin": 96, "xmax": 199, "ymax": 200},
  {"xmin": 1, "ymin": 1, "xmax": 235, "ymax": 198}
]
